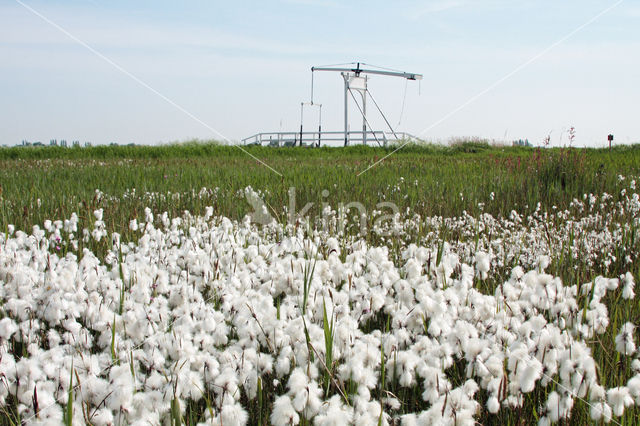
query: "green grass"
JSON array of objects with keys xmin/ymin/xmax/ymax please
[
  {"xmin": 2, "ymin": 140, "xmax": 640, "ymax": 424},
  {"xmin": 1, "ymin": 141, "xmax": 637, "ymax": 234}
]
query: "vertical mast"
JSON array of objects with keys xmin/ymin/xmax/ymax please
[
  {"xmin": 342, "ymin": 72, "xmax": 349, "ymax": 146},
  {"xmin": 362, "ymin": 76, "xmax": 367, "ymax": 145}
]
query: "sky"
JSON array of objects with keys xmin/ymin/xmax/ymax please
[{"xmin": 0, "ymin": 0, "xmax": 638, "ymax": 147}]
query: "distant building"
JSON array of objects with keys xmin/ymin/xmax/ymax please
[{"xmin": 512, "ymin": 139, "xmax": 532, "ymax": 147}]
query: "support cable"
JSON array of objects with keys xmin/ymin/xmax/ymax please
[
  {"xmin": 366, "ymin": 89, "xmax": 399, "ymax": 140},
  {"xmin": 360, "ymin": 62, "xmax": 405, "ymax": 73},
  {"xmin": 314, "ymin": 61, "xmax": 358, "ymax": 68},
  {"xmin": 397, "ymin": 79, "xmax": 409, "ymax": 128},
  {"xmin": 348, "ymin": 89, "xmax": 383, "ymax": 147}
]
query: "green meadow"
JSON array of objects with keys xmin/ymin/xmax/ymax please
[{"xmin": 2, "ymin": 140, "xmax": 640, "ymax": 425}]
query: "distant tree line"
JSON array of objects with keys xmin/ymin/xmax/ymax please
[
  {"xmin": 512, "ymin": 139, "xmax": 532, "ymax": 147},
  {"xmin": 12, "ymin": 140, "xmax": 137, "ymax": 148}
]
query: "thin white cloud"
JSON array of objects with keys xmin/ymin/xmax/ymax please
[
  {"xmin": 624, "ymin": 4, "xmax": 640, "ymax": 17},
  {"xmin": 279, "ymin": 0, "xmax": 344, "ymax": 8},
  {"xmin": 0, "ymin": 4, "xmax": 429, "ymax": 60},
  {"xmin": 410, "ymin": 0, "xmax": 468, "ymax": 19}
]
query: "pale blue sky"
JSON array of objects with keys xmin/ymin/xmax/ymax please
[{"xmin": 1, "ymin": 0, "xmax": 638, "ymax": 147}]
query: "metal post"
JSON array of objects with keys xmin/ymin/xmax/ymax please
[
  {"xmin": 318, "ymin": 104, "xmax": 322, "ymax": 147},
  {"xmin": 362, "ymin": 77, "xmax": 367, "ymax": 145},
  {"xmin": 300, "ymin": 103, "xmax": 304, "ymax": 147},
  {"xmin": 342, "ymin": 72, "xmax": 349, "ymax": 146}
]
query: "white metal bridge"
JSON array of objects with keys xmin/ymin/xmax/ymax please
[{"xmin": 242, "ymin": 62, "xmax": 423, "ymax": 148}]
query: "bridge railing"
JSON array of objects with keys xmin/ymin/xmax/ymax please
[{"xmin": 241, "ymin": 130, "xmax": 424, "ymax": 147}]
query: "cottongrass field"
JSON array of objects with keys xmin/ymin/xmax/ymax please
[{"xmin": 2, "ymin": 143, "xmax": 640, "ymax": 425}]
